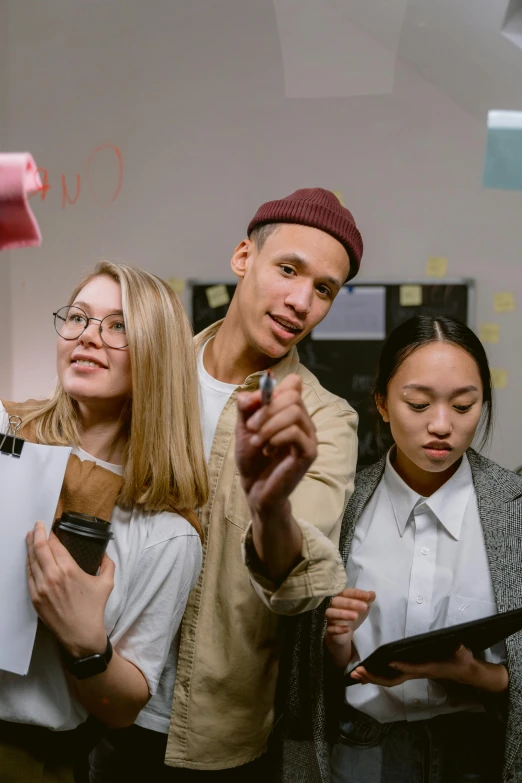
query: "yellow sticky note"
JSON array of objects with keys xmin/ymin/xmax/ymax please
[
  {"xmin": 333, "ymin": 190, "xmax": 344, "ymax": 205},
  {"xmin": 479, "ymin": 323, "xmax": 500, "ymax": 344},
  {"xmin": 493, "ymin": 292, "xmax": 515, "ymax": 313},
  {"xmin": 206, "ymin": 284, "xmax": 230, "ymax": 309},
  {"xmin": 491, "ymin": 369, "xmax": 508, "ymax": 390},
  {"xmin": 400, "ymin": 285, "xmax": 423, "ymax": 307},
  {"xmin": 425, "ymin": 257, "xmax": 448, "ymax": 278},
  {"xmin": 167, "ymin": 277, "xmax": 185, "ymax": 295}
]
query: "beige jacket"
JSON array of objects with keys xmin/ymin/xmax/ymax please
[{"xmin": 165, "ymin": 321, "xmax": 358, "ymax": 770}]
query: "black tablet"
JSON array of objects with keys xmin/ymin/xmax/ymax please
[{"xmin": 344, "ymin": 605, "xmax": 522, "ymax": 686}]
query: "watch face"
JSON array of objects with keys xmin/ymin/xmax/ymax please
[{"xmin": 71, "ymin": 653, "xmax": 109, "ymax": 680}]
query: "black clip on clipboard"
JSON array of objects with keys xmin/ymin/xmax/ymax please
[{"xmin": 0, "ymin": 415, "xmax": 25, "ymax": 458}]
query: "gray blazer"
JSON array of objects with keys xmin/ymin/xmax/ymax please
[{"xmin": 277, "ymin": 449, "xmax": 522, "ymax": 783}]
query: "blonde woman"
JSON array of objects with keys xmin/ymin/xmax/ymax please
[{"xmin": 0, "ymin": 261, "xmax": 208, "ymax": 783}]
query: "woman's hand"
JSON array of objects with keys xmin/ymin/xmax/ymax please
[
  {"xmin": 26, "ymin": 521, "xmax": 114, "ymax": 658},
  {"xmin": 28, "ymin": 522, "xmax": 150, "ymax": 729},
  {"xmin": 350, "ymin": 644, "xmax": 509, "ymax": 693},
  {"xmin": 325, "ymin": 588, "xmax": 376, "ymax": 669}
]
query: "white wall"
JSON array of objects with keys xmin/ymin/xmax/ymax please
[{"xmin": 4, "ymin": 0, "xmax": 522, "ymax": 468}]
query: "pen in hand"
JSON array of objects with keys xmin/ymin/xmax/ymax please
[{"xmin": 259, "ymin": 370, "xmax": 276, "ymax": 406}]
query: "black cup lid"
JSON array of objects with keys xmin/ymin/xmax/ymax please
[{"xmin": 59, "ymin": 511, "xmax": 111, "ymax": 533}]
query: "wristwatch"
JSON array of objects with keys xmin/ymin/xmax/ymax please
[{"xmin": 63, "ymin": 636, "xmax": 113, "ymax": 680}]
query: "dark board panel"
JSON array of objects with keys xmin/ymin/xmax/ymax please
[
  {"xmin": 192, "ymin": 284, "xmax": 238, "ymax": 335},
  {"xmin": 191, "ymin": 282, "xmax": 472, "ymax": 466},
  {"xmin": 386, "ymin": 284, "xmax": 470, "ymax": 333}
]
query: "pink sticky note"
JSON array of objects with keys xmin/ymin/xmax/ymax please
[{"xmin": 0, "ymin": 153, "xmax": 43, "ymax": 251}]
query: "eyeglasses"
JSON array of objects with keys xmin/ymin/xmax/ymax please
[{"xmin": 53, "ymin": 306, "xmax": 128, "ymax": 349}]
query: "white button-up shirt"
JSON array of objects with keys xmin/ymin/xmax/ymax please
[{"xmin": 345, "ymin": 451, "xmax": 505, "ymax": 723}]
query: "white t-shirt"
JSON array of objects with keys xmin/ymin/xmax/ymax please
[
  {"xmin": 0, "ymin": 403, "xmax": 202, "ymax": 732},
  {"xmin": 134, "ymin": 342, "xmax": 238, "ymax": 733},
  {"xmin": 198, "ymin": 339, "xmax": 238, "ymax": 462}
]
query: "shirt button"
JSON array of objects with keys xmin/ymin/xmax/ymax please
[
  {"xmin": 412, "ymin": 699, "xmax": 421, "ymax": 707},
  {"xmin": 416, "ymin": 596, "xmax": 424, "ymax": 604},
  {"xmin": 421, "ymin": 547, "xmax": 429, "ymax": 556}
]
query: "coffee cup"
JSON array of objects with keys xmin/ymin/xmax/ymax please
[{"xmin": 53, "ymin": 512, "xmax": 113, "ymax": 575}]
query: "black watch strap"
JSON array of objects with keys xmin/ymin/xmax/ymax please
[{"xmin": 63, "ymin": 636, "xmax": 113, "ymax": 680}]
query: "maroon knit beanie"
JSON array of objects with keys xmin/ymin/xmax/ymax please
[{"xmin": 247, "ymin": 188, "xmax": 363, "ymax": 280}]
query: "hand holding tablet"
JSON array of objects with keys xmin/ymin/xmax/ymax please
[{"xmin": 344, "ymin": 605, "xmax": 522, "ymax": 689}]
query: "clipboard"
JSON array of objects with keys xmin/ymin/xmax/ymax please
[
  {"xmin": 345, "ymin": 605, "xmax": 522, "ymax": 685},
  {"xmin": 0, "ymin": 413, "xmax": 71, "ymax": 675}
]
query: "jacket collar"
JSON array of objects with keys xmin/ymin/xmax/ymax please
[
  {"xmin": 339, "ymin": 457, "xmax": 386, "ymax": 563},
  {"xmin": 467, "ymin": 447, "xmax": 522, "ymax": 506},
  {"xmin": 194, "ymin": 319, "xmax": 301, "ymax": 389}
]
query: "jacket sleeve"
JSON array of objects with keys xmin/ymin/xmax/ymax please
[{"xmin": 241, "ymin": 400, "xmax": 358, "ymax": 615}]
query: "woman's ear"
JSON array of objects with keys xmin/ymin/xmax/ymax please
[
  {"xmin": 375, "ymin": 394, "xmax": 390, "ymax": 423},
  {"xmin": 231, "ymin": 239, "xmax": 251, "ymax": 279}
]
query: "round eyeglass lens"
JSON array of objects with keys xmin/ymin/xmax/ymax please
[
  {"xmin": 54, "ymin": 306, "xmax": 88, "ymax": 340},
  {"xmin": 54, "ymin": 306, "xmax": 128, "ymax": 348},
  {"xmin": 99, "ymin": 313, "xmax": 128, "ymax": 348}
]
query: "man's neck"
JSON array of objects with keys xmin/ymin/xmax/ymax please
[{"xmin": 204, "ymin": 307, "xmax": 275, "ymax": 385}]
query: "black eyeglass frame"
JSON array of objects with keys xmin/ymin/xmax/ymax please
[{"xmin": 53, "ymin": 306, "xmax": 129, "ymax": 350}]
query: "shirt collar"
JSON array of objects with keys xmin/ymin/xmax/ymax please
[
  {"xmin": 384, "ymin": 451, "xmax": 420, "ymax": 537},
  {"xmin": 384, "ymin": 450, "xmax": 473, "ymax": 540}
]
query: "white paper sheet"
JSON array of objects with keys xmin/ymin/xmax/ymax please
[
  {"xmin": 313, "ymin": 286, "xmax": 386, "ymax": 340},
  {"xmin": 0, "ymin": 441, "xmax": 71, "ymax": 675}
]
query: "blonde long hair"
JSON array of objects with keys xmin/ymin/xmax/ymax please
[{"xmin": 19, "ymin": 261, "xmax": 208, "ymax": 518}]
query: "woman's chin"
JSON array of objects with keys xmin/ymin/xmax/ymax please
[
  {"xmin": 62, "ymin": 378, "xmax": 92, "ymax": 396},
  {"xmin": 61, "ymin": 378, "xmax": 104, "ymax": 405},
  {"xmin": 417, "ymin": 449, "xmax": 462, "ymax": 474}
]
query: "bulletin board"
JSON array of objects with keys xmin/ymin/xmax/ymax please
[{"xmin": 190, "ymin": 280, "xmax": 474, "ymax": 466}]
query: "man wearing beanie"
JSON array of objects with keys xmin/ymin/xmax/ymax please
[{"xmin": 90, "ymin": 189, "xmax": 362, "ymax": 782}]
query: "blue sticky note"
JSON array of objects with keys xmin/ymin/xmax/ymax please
[{"xmin": 483, "ymin": 111, "xmax": 522, "ymax": 191}]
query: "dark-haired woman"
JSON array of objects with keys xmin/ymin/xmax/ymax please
[{"xmin": 279, "ymin": 316, "xmax": 522, "ymax": 783}]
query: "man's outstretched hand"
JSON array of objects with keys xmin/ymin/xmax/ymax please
[
  {"xmin": 236, "ymin": 374, "xmax": 317, "ymax": 580},
  {"xmin": 236, "ymin": 374, "xmax": 317, "ymax": 516}
]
